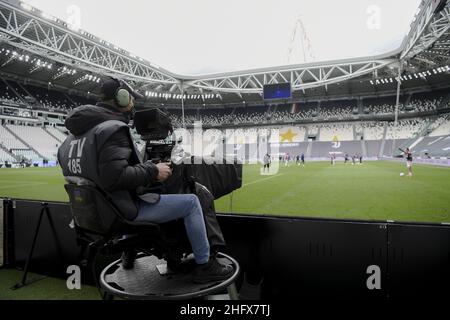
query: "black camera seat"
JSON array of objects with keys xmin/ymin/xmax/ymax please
[{"xmin": 64, "ymin": 177, "xmax": 240, "ymax": 300}]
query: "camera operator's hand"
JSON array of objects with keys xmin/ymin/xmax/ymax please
[{"xmin": 156, "ymin": 162, "xmax": 172, "ymax": 182}]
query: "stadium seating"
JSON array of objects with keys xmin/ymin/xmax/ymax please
[
  {"xmin": 12, "ymin": 149, "xmax": 41, "ymax": 162},
  {"xmin": 45, "ymin": 126, "xmax": 68, "ymax": 142},
  {"xmin": 318, "ymin": 105, "xmax": 354, "ymax": 119},
  {"xmin": 0, "ymin": 125, "xmax": 29, "ymax": 149},
  {"xmin": 0, "ymin": 80, "xmax": 22, "ymax": 105},
  {"xmin": 385, "ymin": 119, "xmax": 430, "ymax": 140},
  {"xmin": 0, "ymin": 148, "xmax": 15, "ymax": 163},
  {"xmin": 162, "ymin": 96, "xmax": 445, "ymax": 127},
  {"xmin": 0, "ymin": 126, "xmax": 41, "ymax": 161},
  {"xmin": 6, "ymin": 125, "xmax": 60, "ymax": 161},
  {"xmin": 4, "ymin": 80, "xmax": 29, "ymax": 103},
  {"xmin": 429, "ymin": 115, "xmax": 450, "ymax": 137},
  {"xmin": 360, "ymin": 122, "xmax": 385, "ymax": 141},
  {"xmin": 410, "ymin": 135, "xmax": 450, "ymax": 157},
  {"xmin": 1, "ymin": 75, "xmax": 450, "ymax": 162},
  {"xmin": 319, "ymin": 123, "xmax": 354, "ymax": 141},
  {"xmin": 306, "ymin": 124, "xmax": 320, "ymax": 136}
]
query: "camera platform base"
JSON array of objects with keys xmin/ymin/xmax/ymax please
[{"xmin": 99, "ymin": 252, "xmax": 240, "ymax": 300}]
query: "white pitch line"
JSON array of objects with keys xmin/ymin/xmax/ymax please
[
  {"xmin": 0, "ymin": 182, "xmax": 47, "ymax": 190},
  {"xmin": 243, "ymin": 173, "xmax": 285, "ymax": 188}
]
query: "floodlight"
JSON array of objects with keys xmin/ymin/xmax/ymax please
[
  {"xmin": 20, "ymin": 3, "xmax": 33, "ymax": 11},
  {"xmin": 41, "ymin": 12, "xmax": 56, "ymax": 22}
]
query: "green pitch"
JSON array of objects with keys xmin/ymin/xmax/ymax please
[
  {"xmin": 0, "ymin": 161, "xmax": 449, "ymax": 223},
  {"xmin": 0, "ymin": 269, "xmax": 99, "ymax": 300},
  {"xmin": 216, "ymin": 161, "xmax": 450, "ymax": 223}
]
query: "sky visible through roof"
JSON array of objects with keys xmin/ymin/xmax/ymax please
[{"xmin": 23, "ymin": 0, "xmax": 421, "ymax": 76}]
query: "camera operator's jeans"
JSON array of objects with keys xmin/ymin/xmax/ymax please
[{"xmin": 134, "ymin": 194, "xmax": 210, "ymax": 265}]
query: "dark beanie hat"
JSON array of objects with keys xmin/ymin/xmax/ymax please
[{"xmin": 100, "ymin": 79, "xmax": 121, "ymax": 101}]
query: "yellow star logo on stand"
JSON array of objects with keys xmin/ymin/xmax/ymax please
[{"xmin": 280, "ymin": 128, "xmax": 298, "ymax": 142}]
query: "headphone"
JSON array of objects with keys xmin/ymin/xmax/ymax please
[{"xmin": 111, "ymin": 78, "xmax": 132, "ymax": 108}]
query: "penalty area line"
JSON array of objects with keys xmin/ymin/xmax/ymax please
[
  {"xmin": 243, "ymin": 173, "xmax": 285, "ymax": 188},
  {"xmin": 0, "ymin": 182, "xmax": 48, "ymax": 190}
]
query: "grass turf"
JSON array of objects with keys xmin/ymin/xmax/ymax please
[
  {"xmin": 0, "ymin": 269, "xmax": 99, "ymax": 300},
  {"xmin": 0, "ymin": 161, "xmax": 449, "ymax": 223},
  {"xmin": 215, "ymin": 161, "xmax": 450, "ymax": 223}
]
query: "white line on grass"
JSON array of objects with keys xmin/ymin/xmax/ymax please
[
  {"xmin": 243, "ymin": 174, "xmax": 285, "ymax": 188},
  {"xmin": 0, "ymin": 182, "xmax": 47, "ymax": 190}
]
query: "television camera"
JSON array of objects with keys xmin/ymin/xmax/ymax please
[
  {"xmin": 133, "ymin": 108, "xmax": 176, "ymax": 164},
  {"xmin": 133, "ymin": 108, "xmax": 242, "ymax": 199}
]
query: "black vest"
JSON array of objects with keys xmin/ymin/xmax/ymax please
[{"xmin": 58, "ymin": 120, "xmax": 140, "ymax": 220}]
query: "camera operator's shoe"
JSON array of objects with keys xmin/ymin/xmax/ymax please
[
  {"xmin": 167, "ymin": 257, "xmax": 197, "ymax": 274},
  {"xmin": 192, "ymin": 257, "xmax": 234, "ymax": 284},
  {"xmin": 121, "ymin": 249, "xmax": 137, "ymax": 270}
]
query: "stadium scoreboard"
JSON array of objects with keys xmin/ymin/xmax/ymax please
[{"xmin": 263, "ymin": 82, "xmax": 292, "ymax": 100}]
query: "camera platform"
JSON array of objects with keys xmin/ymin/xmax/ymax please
[{"xmin": 99, "ymin": 252, "xmax": 240, "ymax": 300}]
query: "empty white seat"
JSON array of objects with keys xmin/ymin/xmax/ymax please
[{"xmin": 6, "ymin": 125, "xmax": 60, "ymax": 161}]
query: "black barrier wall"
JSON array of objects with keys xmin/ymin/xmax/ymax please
[
  {"xmin": 2, "ymin": 199, "xmax": 450, "ymax": 299},
  {"xmin": 4, "ymin": 200, "xmax": 80, "ymax": 276},
  {"xmin": 217, "ymin": 215, "xmax": 389, "ymax": 299},
  {"xmin": 387, "ymin": 224, "xmax": 450, "ymax": 298},
  {"xmin": 0, "ymin": 199, "xmax": 3, "ymax": 267}
]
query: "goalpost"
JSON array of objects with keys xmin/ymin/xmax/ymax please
[{"xmin": 391, "ymin": 61, "xmax": 403, "ymax": 157}]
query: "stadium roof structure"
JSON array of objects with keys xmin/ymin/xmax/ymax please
[{"xmin": 0, "ymin": 0, "xmax": 449, "ymax": 106}]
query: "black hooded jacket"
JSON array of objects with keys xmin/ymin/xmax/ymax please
[{"xmin": 59, "ymin": 103, "xmax": 159, "ymax": 220}]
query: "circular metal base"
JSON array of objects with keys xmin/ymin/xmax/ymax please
[{"xmin": 100, "ymin": 252, "xmax": 240, "ymax": 300}]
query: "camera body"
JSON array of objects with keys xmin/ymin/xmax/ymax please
[
  {"xmin": 133, "ymin": 108, "xmax": 175, "ymax": 163},
  {"xmin": 144, "ymin": 139, "xmax": 175, "ymax": 164},
  {"xmin": 133, "ymin": 108, "xmax": 242, "ymax": 199}
]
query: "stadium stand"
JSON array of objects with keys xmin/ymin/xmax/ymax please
[
  {"xmin": 385, "ymin": 118, "xmax": 430, "ymax": 140},
  {"xmin": 429, "ymin": 114, "xmax": 450, "ymax": 137},
  {"xmin": 45, "ymin": 126, "xmax": 68, "ymax": 143},
  {"xmin": 6, "ymin": 125, "xmax": 60, "ymax": 161},
  {"xmin": 354, "ymin": 122, "xmax": 385, "ymax": 140},
  {"xmin": 0, "ymin": 125, "xmax": 28, "ymax": 149},
  {"xmin": 0, "ymin": 148, "xmax": 15, "ymax": 163},
  {"xmin": 411, "ymin": 136, "xmax": 450, "ymax": 158},
  {"xmin": 318, "ymin": 103, "xmax": 355, "ymax": 119},
  {"xmin": 234, "ymin": 111, "xmax": 266, "ymax": 124},
  {"xmin": 160, "ymin": 95, "xmax": 447, "ymax": 127},
  {"xmin": 4, "ymin": 80, "xmax": 29, "ymax": 102},
  {"xmin": 1, "ymin": 76, "xmax": 450, "ymax": 162},
  {"xmin": 306, "ymin": 124, "xmax": 320, "ymax": 136},
  {"xmin": 23, "ymin": 84, "xmax": 74, "ymax": 111},
  {"xmin": 319, "ymin": 123, "xmax": 354, "ymax": 141}
]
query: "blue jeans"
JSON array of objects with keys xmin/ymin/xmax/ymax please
[{"xmin": 134, "ymin": 194, "xmax": 210, "ymax": 264}]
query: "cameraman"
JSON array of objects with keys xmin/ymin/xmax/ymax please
[{"xmin": 58, "ymin": 78, "xmax": 232, "ymax": 283}]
